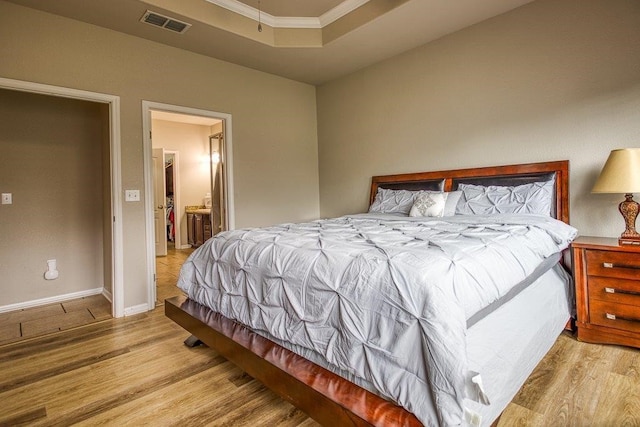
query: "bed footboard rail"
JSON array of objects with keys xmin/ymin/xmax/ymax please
[{"xmin": 165, "ymin": 295, "xmax": 422, "ymax": 427}]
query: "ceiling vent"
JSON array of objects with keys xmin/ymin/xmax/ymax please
[{"xmin": 140, "ymin": 10, "xmax": 192, "ymax": 34}]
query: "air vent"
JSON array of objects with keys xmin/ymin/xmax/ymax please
[{"xmin": 140, "ymin": 10, "xmax": 192, "ymax": 34}]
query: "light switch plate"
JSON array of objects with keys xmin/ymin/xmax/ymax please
[
  {"xmin": 125, "ymin": 190, "xmax": 140, "ymax": 202},
  {"xmin": 1, "ymin": 193, "xmax": 12, "ymax": 204}
]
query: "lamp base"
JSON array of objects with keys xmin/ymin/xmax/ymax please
[
  {"xmin": 619, "ymin": 236, "xmax": 640, "ymax": 246},
  {"xmin": 619, "ymin": 193, "xmax": 640, "ymax": 246}
]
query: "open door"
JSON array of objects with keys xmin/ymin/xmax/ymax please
[
  {"xmin": 209, "ymin": 132, "xmax": 226, "ymax": 235},
  {"xmin": 153, "ymin": 147, "xmax": 167, "ymax": 256}
]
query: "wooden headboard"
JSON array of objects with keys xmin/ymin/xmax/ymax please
[{"xmin": 370, "ymin": 160, "xmax": 570, "ymax": 224}]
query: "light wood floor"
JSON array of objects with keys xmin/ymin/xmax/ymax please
[
  {"xmin": 503, "ymin": 332, "xmax": 640, "ymax": 426},
  {"xmin": 0, "ymin": 306, "xmax": 317, "ymax": 426},
  {"xmin": 1, "ymin": 302, "xmax": 639, "ymax": 426},
  {"xmin": 156, "ymin": 244, "xmax": 194, "ymax": 305}
]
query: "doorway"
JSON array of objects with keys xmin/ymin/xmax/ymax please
[
  {"xmin": 0, "ymin": 77, "xmax": 123, "ymax": 318},
  {"xmin": 142, "ymin": 101, "xmax": 234, "ymax": 309}
]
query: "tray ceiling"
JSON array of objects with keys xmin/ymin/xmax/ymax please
[
  {"xmin": 234, "ymin": 0, "xmax": 348, "ymax": 18},
  {"xmin": 6, "ymin": 0, "xmax": 535, "ymax": 85}
]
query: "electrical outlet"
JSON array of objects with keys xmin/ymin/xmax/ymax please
[
  {"xmin": 125, "ymin": 190, "xmax": 140, "ymax": 202},
  {"xmin": 1, "ymin": 193, "xmax": 12, "ymax": 205}
]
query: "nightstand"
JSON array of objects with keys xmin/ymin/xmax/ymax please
[{"xmin": 572, "ymin": 236, "xmax": 640, "ymax": 348}]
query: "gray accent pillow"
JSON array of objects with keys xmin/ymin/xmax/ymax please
[
  {"xmin": 443, "ymin": 191, "xmax": 462, "ymax": 216},
  {"xmin": 369, "ymin": 188, "xmax": 417, "ymax": 215},
  {"xmin": 369, "ymin": 189, "xmax": 463, "ymax": 216},
  {"xmin": 455, "ymin": 181, "xmax": 553, "ymax": 216}
]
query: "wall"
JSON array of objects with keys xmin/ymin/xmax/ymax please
[
  {"xmin": 0, "ymin": 2, "xmax": 320, "ymax": 311},
  {"xmin": 0, "ymin": 89, "xmax": 105, "ymax": 306},
  {"xmin": 151, "ymin": 119, "xmax": 212, "ymax": 246},
  {"xmin": 317, "ymin": 0, "xmax": 640, "ymax": 238}
]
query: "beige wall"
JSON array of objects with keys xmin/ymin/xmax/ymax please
[
  {"xmin": 317, "ymin": 0, "xmax": 640, "ymax": 239},
  {"xmin": 152, "ymin": 119, "xmax": 213, "ymax": 246},
  {"xmin": 0, "ymin": 2, "xmax": 320, "ymax": 310},
  {"xmin": 0, "ymin": 89, "xmax": 106, "ymax": 306},
  {"xmin": 5, "ymin": 0, "xmax": 638, "ymax": 310}
]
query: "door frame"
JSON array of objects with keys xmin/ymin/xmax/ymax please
[
  {"xmin": 142, "ymin": 101, "xmax": 234, "ymax": 310},
  {"xmin": 0, "ymin": 77, "xmax": 125, "ymax": 317}
]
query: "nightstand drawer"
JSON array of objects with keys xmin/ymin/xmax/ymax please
[
  {"xmin": 590, "ymin": 299, "xmax": 640, "ymax": 334},
  {"xmin": 586, "ymin": 250, "xmax": 640, "ymax": 280},
  {"xmin": 589, "ymin": 277, "xmax": 640, "ymax": 305}
]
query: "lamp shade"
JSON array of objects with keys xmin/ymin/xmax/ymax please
[{"xmin": 592, "ymin": 148, "xmax": 640, "ymax": 194}]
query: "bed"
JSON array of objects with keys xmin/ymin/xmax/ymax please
[{"xmin": 165, "ymin": 160, "xmax": 576, "ymax": 426}]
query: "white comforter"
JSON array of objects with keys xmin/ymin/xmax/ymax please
[{"xmin": 177, "ymin": 213, "xmax": 577, "ymax": 426}]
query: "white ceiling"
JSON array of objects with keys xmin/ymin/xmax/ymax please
[
  {"xmin": 6, "ymin": 0, "xmax": 535, "ymax": 85},
  {"xmin": 234, "ymin": 0, "xmax": 347, "ymax": 18}
]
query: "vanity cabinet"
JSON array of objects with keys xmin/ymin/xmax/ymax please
[{"xmin": 187, "ymin": 209, "xmax": 212, "ymax": 248}]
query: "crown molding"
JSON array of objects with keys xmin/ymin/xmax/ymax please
[
  {"xmin": 318, "ymin": 0, "xmax": 369, "ymax": 27},
  {"xmin": 204, "ymin": 0, "xmax": 369, "ymax": 29}
]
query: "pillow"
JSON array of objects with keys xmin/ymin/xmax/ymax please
[
  {"xmin": 455, "ymin": 180, "xmax": 554, "ymax": 216},
  {"xmin": 410, "ymin": 191, "xmax": 447, "ymax": 217},
  {"xmin": 369, "ymin": 188, "xmax": 463, "ymax": 216},
  {"xmin": 443, "ymin": 190, "xmax": 462, "ymax": 216},
  {"xmin": 369, "ymin": 188, "xmax": 417, "ymax": 215}
]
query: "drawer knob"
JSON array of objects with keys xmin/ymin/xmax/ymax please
[
  {"xmin": 602, "ymin": 287, "xmax": 640, "ymax": 297},
  {"xmin": 600, "ymin": 261, "xmax": 640, "ymax": 270},
  {"xmin": 606, "ymin": 313, "xmax": 616, "ymax": 320}
]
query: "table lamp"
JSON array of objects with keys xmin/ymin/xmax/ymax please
[{"xmin": 592, "ymin": 148, "xmax": 640, "ymax": 245}]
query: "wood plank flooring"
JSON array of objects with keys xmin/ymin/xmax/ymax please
[
  {"xmin": 0, "ymin": 306, "xmax": 317, "ymax": 426},
  {"xmin": 1, "ymin": 303, "xmax": 639, "ymax": 425},
  {"xmin": 503, "ymin": 331, "xmax": 640, "ymax": 426},
  {"xmin": 155, "ymin": 245, "xmax": 194, "ymax": 305}
]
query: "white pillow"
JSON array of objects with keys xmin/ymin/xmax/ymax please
[
  {"xmin": 455, "ymin": 181, "xmax": 553, "ymax": 216},
  {"xmin": 410, "ymin": 191, "xmax": 447, "ymax": 217}
]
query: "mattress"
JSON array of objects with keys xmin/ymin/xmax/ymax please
[{"xmin": 177, "ymin": 213, "xmax": 577, "ymax": 426}]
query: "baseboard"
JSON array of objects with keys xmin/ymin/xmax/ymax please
[
  {"xmin": 102, "ymin": 288, "xmax": 113, "ymax": 303},
  {"xmin": 178, "ymin": 244, "xmax": 192, "ymax": 250},
  {"xmin": 0, "ymin": 287, "xmax": 104, "ymax": 314},
  {"xmin": 124, "ymin": 303, "xmax": 152, "ymax": 316}
]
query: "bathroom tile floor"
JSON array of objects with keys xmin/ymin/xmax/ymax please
[{"xmin": 0, "ymin": 294, "xmax": 112, "ymax": 346}]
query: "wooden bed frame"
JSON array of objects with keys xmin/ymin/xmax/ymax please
[{"xmin": 165, "ymin": 160, "xmax": 570, "ymax": 426}]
